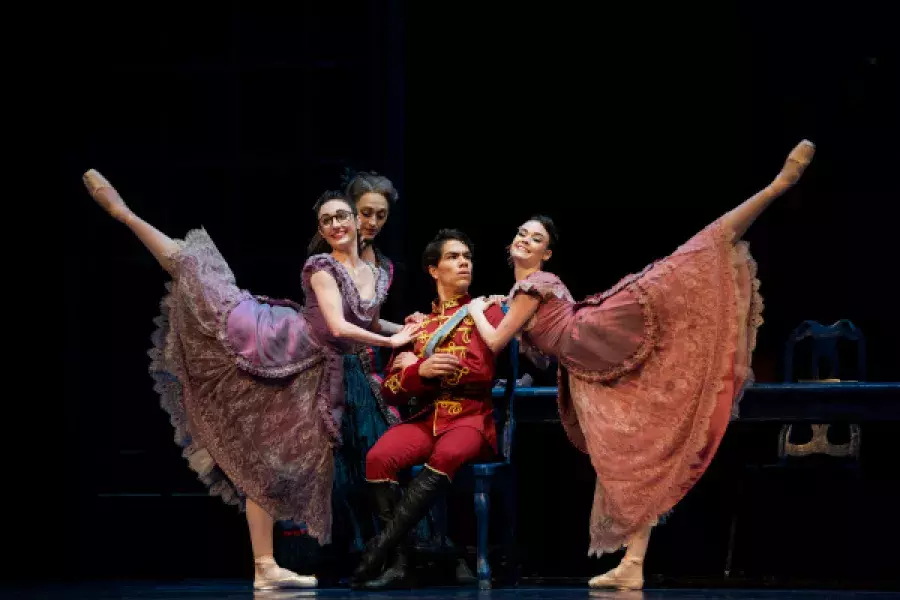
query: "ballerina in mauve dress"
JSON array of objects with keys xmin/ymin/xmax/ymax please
[
  {"xmin": 82, "ymin": 172, "xmax": 417, "ymax": 590},
  {"xmin": 466, "ymin": 140, "xmax": 816, "ymax": 590}
]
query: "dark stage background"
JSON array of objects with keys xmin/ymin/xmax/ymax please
[{"xmin": 54, "ymin": 0, "xmax": 898, "ymax": 589}]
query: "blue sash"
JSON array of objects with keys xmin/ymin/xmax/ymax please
[{"xmin": 422, "ymin": 305, "xmax": 471, "ymax": 358}]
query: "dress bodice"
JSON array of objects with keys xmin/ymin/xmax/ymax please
[
  {"xmin": 506, "ymin": 271, "xmax": 576, "ymax": 357},
  {"xmin": 507, "ymin": 269, "xmax": 652, "ymax": 382},
  {"xmin": 221, "ymin": 253, "xmax": 390, "ymax": 378},
  {"xmin": 301, "ymin": 253, "xmax": 391, "ymax": 352}
]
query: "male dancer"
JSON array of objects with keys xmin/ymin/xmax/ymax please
[{"xmin": 350, "ymin": 229, "xmax": 505, "ymax": 589}]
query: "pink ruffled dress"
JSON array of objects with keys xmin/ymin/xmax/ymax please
[
  {"xmin": 507, "ymin": 218, "xmax": 763, "ymax": 556},
  {"xmin": 149, "ymin": 228, "xmax": 391, "ymax": 545}
]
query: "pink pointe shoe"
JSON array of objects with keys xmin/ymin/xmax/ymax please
[
  {"xmin": 588, "ymin": 556, "xmax": 644, "ymax": 591},
  {"xmin": 82, "ymin": 169, "xmax": 133, "ymax": 223},
  {"xmin": 253, "ymin": 555, "xmax": 317, "ymax": 591},
  {"xmin": 772, "ymin": 139, "xmax": 816, "ymax": 192}
]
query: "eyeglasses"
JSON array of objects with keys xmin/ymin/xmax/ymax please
[{"xmin": 319, "ymin": 210, "xmax": 353, "ymax": 229}]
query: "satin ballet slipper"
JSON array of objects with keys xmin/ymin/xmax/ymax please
[
  {"xmin": 588, "ymin": 556, "xmax": 644, "ymax": 591},
  {"xmin": 82, "ymin": 169, "xmax": 132, "ymax": 222},
  {"xmin": 253, "ymin": 555, "xmax": 318, "ymax": 591},
  {"xmin": 771, "ymin": 139, "xmax": 816, "ymax": 192}
]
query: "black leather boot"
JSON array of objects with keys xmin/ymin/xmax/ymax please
[
  {"xmin": 351, "ymin": 468, "xmax": 450, "ymax": 586},
  {"xmin": 360, "ymin": 544, "xmax": 411, "ymax": 589},
  {"xmin": 359, "ymin": 481, "xmax": 413, "ymax": 589}
]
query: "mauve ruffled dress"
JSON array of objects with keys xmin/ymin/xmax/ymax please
[{"xmin": 149, "ymin": 228, "xmax": 394, "ymax": 545}]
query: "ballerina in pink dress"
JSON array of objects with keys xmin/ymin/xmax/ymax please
[
  {"xmin": 82, "ymin": 171, "xmax": 417, "ymax": 590},
  {"xmin": 466, "ymin": 140, "xmax": 816, "ymax": 590}
]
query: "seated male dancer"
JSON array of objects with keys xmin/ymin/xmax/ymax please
[{"xmin": 350, "ymin": 229, "xmax": 505, "ymax": 589}]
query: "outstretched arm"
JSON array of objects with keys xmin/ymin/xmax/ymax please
[
  {"xmin": 468, "ymin": 293, "xmax": 541, "ymax": 354},
  {"xmin": 310, "ymin": 271, "xmax": 416, "ymax": 348}
]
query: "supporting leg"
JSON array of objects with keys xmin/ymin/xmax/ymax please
[
  {"xmin": 622, "ymin": 526, "xmax": 651, "ymax": 563},
  {"xmin": 246, "ymin": 498, "xmax": 275, "ymax": 559},
  {"xmin": 588, "ymin": 526, "xmax": 650, "ymax": 590},
  {"xmin": 246, "ymin": 499, "xmax": 317, "ymax": 590}
]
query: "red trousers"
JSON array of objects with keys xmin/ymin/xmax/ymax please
[{"xmin": 366, "ymin": 420, "xmax": 495, "ymax": 482}]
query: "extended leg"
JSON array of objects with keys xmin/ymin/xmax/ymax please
[
  {"xmin": 719, "ymin": 140, "xmax": 815, "ymax": 243},
  {"xmin": 82, "ymin": 169, "xmax": 180, "ymax": 274}
]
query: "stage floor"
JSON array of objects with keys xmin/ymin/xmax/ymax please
[{"xmin": 5, "ymin": 581, "xmax": 898, "ymax": 600}]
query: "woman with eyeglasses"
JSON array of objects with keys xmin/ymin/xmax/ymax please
[
  {"xmin": 301, "ymin": 170, "xmax": 411, "ymax": 575},
  {"xmin": 466, "ymin": 140, "xmax": 816, "ymax": 590},
  {"xmin": 81, "ymin": 170, "xmax": 418, "ymax": 591}
]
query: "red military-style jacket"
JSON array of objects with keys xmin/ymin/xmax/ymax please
[{"xmin": 380, "ymin": 294, "xmax": 505, "ymax": 450}]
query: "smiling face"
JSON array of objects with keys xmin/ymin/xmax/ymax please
[
  {"xmin": 356, "ymin": 192, "xmax": 390, "ymax": 242},
  {"xmin": 509, "ymin": 219, "xmax": 552, "ymax": 268},
  {"xmin": 317, "ymin": 199, "xmax": 357, "ymax": 252},
  {"xmin": 428, "ymin": 239, "xmax": 473, "ymax": 296}
]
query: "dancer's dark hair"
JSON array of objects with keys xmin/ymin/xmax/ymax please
[
  {"xmin": 422, "ymin": 229, "xmax": 474, "ymax": 274},
  {"xmin": 343, "ymin": 170, "xmax": 399, "ymax": 206},
  {"xmin": 307, "ymin": 191, "xmax": 355, "ymax": 255},
  {"xmin": 527, "ymin": 214, "xmax": 559, "ymax": 248},
  {"xmin": 507, "ymin": 215, "xmax": 559, "ymax": 267}
]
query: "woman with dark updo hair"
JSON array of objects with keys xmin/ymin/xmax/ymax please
[
  {"xmin": 467, "ymin": 140, "xmax": 815, "ymax": 590},
  {"xmin": 342, "ymin": 170, "xmax": 417, "ymax": 333}
]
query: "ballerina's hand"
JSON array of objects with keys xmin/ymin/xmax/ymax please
[
  {"xmin": 404, "ymin": 311, "xmax": 427, "ymax": 324},
  {"xmin": 469, "ymin": 297, "xmax": 487, "ymax": 313},
  {"xmin": 389, "ymin": 322, "xmax": 420, "ymax": 349},
  {"xmin": 484, "ymin": 295, "xmax": 506, "ymax": 308}
]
